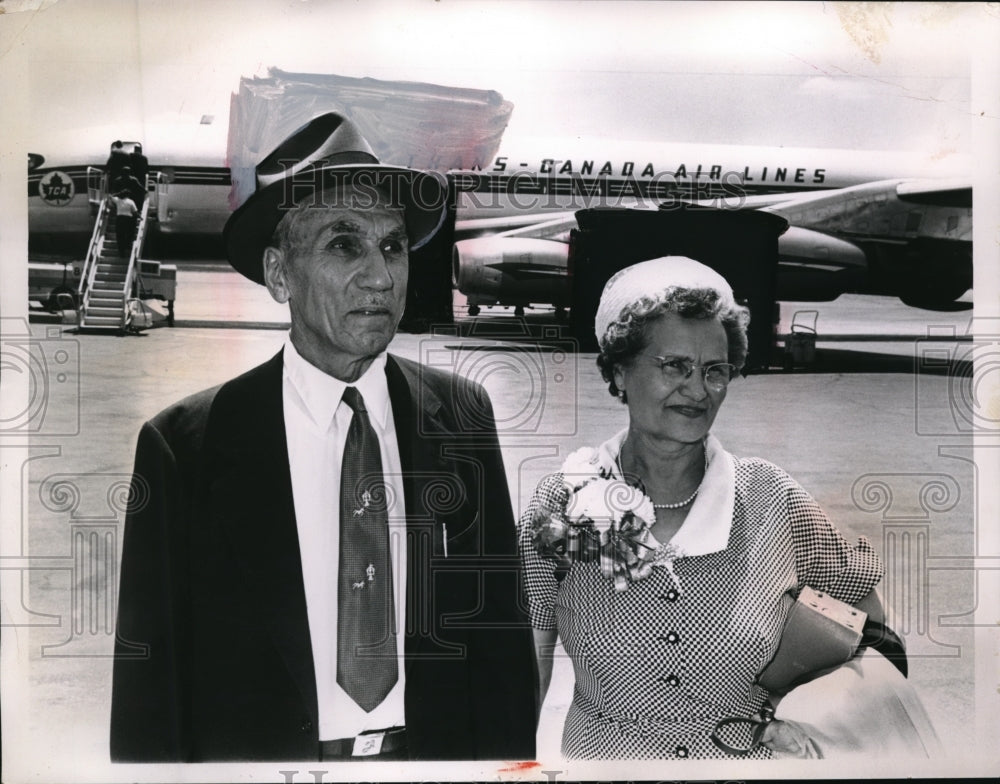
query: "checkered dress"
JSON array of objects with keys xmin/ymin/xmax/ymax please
[{"xmin": 518, "ymin": 448, "xmax": 883, "ymax": 760}]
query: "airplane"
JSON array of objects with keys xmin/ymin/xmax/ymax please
[
  {"xmin": 448, "ymin": 139, "xmax": 972, "ymax": 315},
  {"xmin": 27, "ymin": 128, "xmax": 972, "ymax": 314}
]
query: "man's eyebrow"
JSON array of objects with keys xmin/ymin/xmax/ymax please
[
  {"xmin": 315, "ymin": 220, "xmax": 407, "ymax": 241},
  {"xmin": 321, "ymin": 218, "xmax": 364, "ymax": 234}
]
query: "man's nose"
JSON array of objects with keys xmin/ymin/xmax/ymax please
[{"xmin": 357, "ymin": 246, "xmax": 396, "ymax": 290}]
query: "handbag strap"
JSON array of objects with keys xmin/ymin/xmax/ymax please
[
  {"xmin": 710, "ymin": 701, "xmax": 775, "ymax": 757},
  {"xmin": 861, "ymin": 619, "xmax": 908, "ymax": 677}
]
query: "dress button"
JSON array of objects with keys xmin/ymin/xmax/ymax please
[
  {"xmin": 666, "ymin": 631, "xmax": 680, "ymax": 644},
  {"xmin": 659, "ymin": 674, "xmax": 680, "ymax": 687},
  {"xmin": 675, "ymin": 745, "xmax": 689, "ymax": 758},
  {"xmin": 300, "ymin": 719, "xmax": 313, "ymax": 733},
  {"xmin": 664, "ymin": 589, "xmax": 680, "ymax": 602}
]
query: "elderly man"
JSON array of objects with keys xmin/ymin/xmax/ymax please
[{"xmin": 110, "ymin": 113, "xmax": 537, "ymax": 762}]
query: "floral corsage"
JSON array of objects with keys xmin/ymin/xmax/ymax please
[{"xmin": 531, "ymin": 446, "xmax": 664, "ymax": 591}]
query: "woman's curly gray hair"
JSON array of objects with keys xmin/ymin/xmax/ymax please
[{"xmin": 596, "ymin": 286, "xmax": 750, "ymax": 401}]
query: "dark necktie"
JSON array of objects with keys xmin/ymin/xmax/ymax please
[{"xmin": 337, "ymin": 386, "xmax": 398, "ymax": 711}]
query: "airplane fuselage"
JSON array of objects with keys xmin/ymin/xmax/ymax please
[
  {"xmin": 29, "ymin": 140, "xmax": 964, "ymax": 251},
  {"xmin": 28, "ymin": 139, "xmax": 972, "ymax": 311}
]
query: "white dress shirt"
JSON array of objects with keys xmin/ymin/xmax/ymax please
[
  {"xmin": 281, "ymin": 337, "xmax": 407, "ymax": 740},
  {"xmin": 111, "ymin": 194, "xmax": 137, "ymax": 217}
]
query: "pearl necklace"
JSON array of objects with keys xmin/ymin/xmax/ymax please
[{"xmin": 617, "ymin": 442, "xmax": 709, "ymax": 510}]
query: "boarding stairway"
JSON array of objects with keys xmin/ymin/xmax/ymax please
[{"xmin": 77, "ymin": 173, "xmax": 157, "ymax": 331}]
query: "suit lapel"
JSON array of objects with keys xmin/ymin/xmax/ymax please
[
  {"xmin": 205, "ymin": 350, "xmax": 319, "ymax": 723},
  {"xmin": 386, "ymin": 355, "xmax": 461, "ymax": 677},
  {"xmin": 386, "ymin": 352, "xmax": 449, "ymax": 513}
]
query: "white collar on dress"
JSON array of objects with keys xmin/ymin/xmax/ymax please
[
  {"xmin": 282, "ymin": 335, "xmax": 390, "ymax": 431},
  {"xmin": 601, "ymin": 428, "xmax": 735, "ymax": 557}
]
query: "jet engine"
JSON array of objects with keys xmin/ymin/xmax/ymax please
[
  {"xmin": 774, "ymin": 226, "xmax": 867, "ymax": 301},
  {"xmin": 452, "ymin": 237, "xmax": 570, "ymax": 312}
]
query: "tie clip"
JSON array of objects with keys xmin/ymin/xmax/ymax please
[{"xmin": 352, "ymin": 489, "xmax": 373, "ymax": 517}]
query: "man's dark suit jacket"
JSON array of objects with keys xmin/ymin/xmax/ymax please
[{"xmin": 110, "ymin": 351, "xmax": 537, "ymax": 761}]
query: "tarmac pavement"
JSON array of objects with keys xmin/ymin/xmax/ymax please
[{"xmin": 7, "ymin": 269, "xmax": 991, "ymax": 779}]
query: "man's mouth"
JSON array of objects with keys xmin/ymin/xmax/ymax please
[{"xmin": 351, "ymin": 305, "xmax": 392, "ymax": 317}]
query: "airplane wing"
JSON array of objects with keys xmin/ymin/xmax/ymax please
[
  {"xmin": 701, "ymin": 178, "xmax": 974, "ymax": 216},
  {"xmin": 896, "ymin": 178, "xmax": 971, "ymax": 208},
  {"xmin": 453, "ymin": 211, "xmax": 577, "ymax": 241},
  {"xmin": 761, "ymin": 178, "xmax": 972, "ymax": 309},
  {"xmin": 493, "ymin": 213, "xmax": 578, "ymax": 241}
]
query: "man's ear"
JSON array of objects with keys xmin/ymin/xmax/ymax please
[{"xmin": 262, "ymin": 246, "xmax": 290, "ymax": 304}]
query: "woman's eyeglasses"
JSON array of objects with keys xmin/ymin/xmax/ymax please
[{"xmin": 643, "ymin": 354, "xmax": 741, "ymax": 391}]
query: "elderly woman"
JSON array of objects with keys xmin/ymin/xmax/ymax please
[{"xmin": 519, "ymin": 256, "xmax": 885, "ymax": 759}]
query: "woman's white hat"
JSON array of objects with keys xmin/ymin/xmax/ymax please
[{"xmin": 594, "ymin": 256, "xmax": 736, "ymax": 346}]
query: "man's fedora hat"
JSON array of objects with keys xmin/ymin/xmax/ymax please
[{"xmin": 224, "ymin": 112, "xmax": 448, "ymax": 284}]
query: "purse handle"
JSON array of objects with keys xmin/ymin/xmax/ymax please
[
  {"xmin": 710, "ymin": 701, "xmax": 776, "ymax": 756},
  {"xmin": 862, "ymin": 619, "xmax": 907, "ymax": 677}
]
